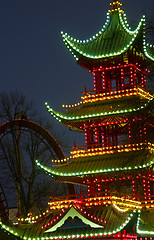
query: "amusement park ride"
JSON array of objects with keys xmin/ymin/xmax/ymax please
[{"xmin": 0, "ymin": 0, "xmax": 154, "ymax": 239}]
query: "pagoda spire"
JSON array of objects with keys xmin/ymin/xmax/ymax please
[{"xmin": 109, "ymin": 0, "xmax": 123, "ymax": 13}]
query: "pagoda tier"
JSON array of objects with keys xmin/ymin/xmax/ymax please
[
  {"xmin": 42, "ymin": 0, "xmax": 154, "ymax": 201},
  {"xmin": 46, "ymin": 89, "xmax": 153, "ymax": 132},
  {"xmin": 36, "ymin": 145, "xmax": 154, "ymax": 200},
  {"xmin": 61, "ymin": 2, "xmax": 154, "ymax": 71},
  {"xmin": 1, "ymin": 1, "xmax": 153, "ymax": 240},
  {"xmin": 46, "ymin": 89, "xmax": 153, "ymax": 153},
  {"xmin": 1, "ymin": 195, "xmax": 154, "ymax": 239}
]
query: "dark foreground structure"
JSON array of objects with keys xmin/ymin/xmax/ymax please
[{"xmin": 0, "ymin": 1, "xmax": 154, "ymax": 239}]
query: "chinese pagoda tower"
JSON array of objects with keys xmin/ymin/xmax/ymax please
[{"xmin": 0, "ymin": 1, "xmax": 154, "ymax": 239}]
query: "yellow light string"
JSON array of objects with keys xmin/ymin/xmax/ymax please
[
  {"xmin": 70, "ymin": 142, "xmax": 153, "ymax": 159},
  {"xmin": 18, "ymin": 197, "xmax": 154, "ymax": 223},
  {"xmin": 61, "ymin": 87, "xmax": 153, "ymax": 109},
  {"xmin": 48, "ymin": 142, "xmax": 154, "ymax": 165},
  {"xmin": 18, "ymin": 209, "xmax": 50, "ymax": 224},
  {"xmin": 48, "ymin": 195, "xmax": 141, "ymax": 210}
]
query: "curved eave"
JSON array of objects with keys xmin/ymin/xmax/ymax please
[
  {"xmin": 144, "ymin": 43, "xmax": 154, "ymax": 61},
  {"xmin": 44, "ymin": 206, "xmax": 135, "ymax": 238},
  {"xmin": 35, "ymin": 149, "xmax": 154, "ymax": 178},
  {"xmin": 45, "ymin": 97, "xmax": 153, "ymax": 126},
  {"xmin": 137, "ymin": 209, "xmax": 154, "ymax": 236},
  {"xmin": 61, "ymin": 10, "xmax": 145, "ymax": 62},
  {"xmin": 0, "ymin": 222, "xmax": 21, "ymax": 239},
  {"xmin": 0, "ymin": 207, "xmax": 136, "ymax": 239}
]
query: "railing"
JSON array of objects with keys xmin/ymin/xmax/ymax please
[
  {"xmin": 49, "ymin": 191, "xmax": 132, "ymax": 202},
  {"xmin": 70, "ymin": 142, "xmax": 153, "ymax": 159},
  {"xmin": 62, "ymin": 87, "xmax": 153, "ymax": 109},
  {"xmin": 50, "ymin": 142, "xmax": 153, "ymax": 164},
  {"xmin": 63, "ymin": 88, "xmax": 137, "ymax": 109},
  {"xmin": 81, "ymin": 87, "xmax": 137, "ymax": 99},
  {"xmin": 48, "ymin": 191, "xmax": 154, "ymax": 211},
  {"xmin": 81, "ymin": 87, "xmax": 153, "ymax": 103},
  {"xmin": 72, "ymin": 139, "xmax": 133, "ymax": 150},
  {"xmin": 48, "ymin": 191, "xmax": 141, "ymax": 210}
]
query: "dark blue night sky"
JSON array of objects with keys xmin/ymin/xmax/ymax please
[{"xmin": 0, "ymin": 0, "xmax": 153, "ymax": 147}]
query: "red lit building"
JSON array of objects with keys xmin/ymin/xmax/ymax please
[{"xmin": 0, "ymin": 1, "xmax": 153, "ymax": 239}]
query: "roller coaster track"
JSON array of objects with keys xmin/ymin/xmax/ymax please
[
  {"xmin": 0, "ymin": 118, "xmax": 75, "ymax": 216},
  {"xmin": 0, "ymin": 119, "xmax": 66, "ymax": 220},
  {"xmin": 0, "ymin": 119, "xmax": 65, "ymax": 160}
]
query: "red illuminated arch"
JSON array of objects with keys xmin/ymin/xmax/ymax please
[{"xmin": 0, "ymin": 119, "xmax": 65, "ymax": 160}]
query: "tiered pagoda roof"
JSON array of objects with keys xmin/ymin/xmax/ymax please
[
  {"xmin": 61, "ymin": 1, "xmax": 154, "ymax": 70},
  {"xmin": 45, "ymin": 89, "xmax": 153, "ymax": 131},
  {"xmin": 45, "ymin": 0, "xmax": 154, "ymax": 132},
  {"xmin": 1, "ymin": 199, "xmax": 154, "ymax": 239},
  {"xmin": 36, "ymin": 143, "xmax": 153, "ymax": 184},
  {"xmin": 0, "ymin": 1, "xmax": 153, "ymax": 240},
  {"xmin": 42, "ymin": 1, "xmax": 154, "ymax": 187}
]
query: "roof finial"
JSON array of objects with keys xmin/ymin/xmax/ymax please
[{"xmin": 109, "ymin": 0, "xmax": 123, "ymax": 13}]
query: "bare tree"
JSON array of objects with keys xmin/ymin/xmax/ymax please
[{"xmin": 0, "ymin": 91, "xmax": 68, "ymax": 217}]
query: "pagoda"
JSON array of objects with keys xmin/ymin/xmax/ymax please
[{"xmin": 0, "ymin": 1, "xmax": 154, "ymax": 239}]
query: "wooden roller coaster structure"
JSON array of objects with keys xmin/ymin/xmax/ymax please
[{"xmin": 0, "ymin": 118, "xmax": 75, "ymax": 222}]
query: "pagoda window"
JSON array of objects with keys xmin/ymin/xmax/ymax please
[
  {"xmin": 101, "ymin": 125, "xmax": 118, "ymax": 147},
  {"xmin": 135, "ymin": 71, "xmax": 141, "ymax": 87},
  {"xmin": 136, "ymin": 75, "xmax": 139, "ymax": 86},
  {"xmin": 108, "ymin": 69, "xmax": 121, "ymax": 92},
  {"xmin": 117, "ymin": 124, "xmax": 129, "ymax": 145},
  {"xmin": 131, "ymin": 119, "xmax": 145, "ymax": 143},
  {"xmin": 94, "ymin": 68, "xmax": 123, "ymax": 93},
  {"xmin": 89, "ymin": 128, "xmax": 94, "ymax": 146},
  {"xmin": 95, "ymin": 126, "xmax": 102, "ymax": 147},
  {"xmin": 124, "ymin": 77, "xmax": 130, "ymax": 85},
  {"xmin": 120, "ymin": 66, "xmax": 137, "ymax": 90},
  {"xmin": 111, "ymin": 79, "xmax": 116, "ymax": 92},
  {"xmin": 110, "ymin": 70, "xmax": 117, "ymax": 91},
  {"xmin": 118, "ymin": 134, "xmax": 129, "ymax": 145},
  {"xmin": 123, "ymin": 67, "xmax": 131, "ymax": 88},
  {"xmin": 87, "ymin": 127, "xmax": 96, "ymax": 147}
]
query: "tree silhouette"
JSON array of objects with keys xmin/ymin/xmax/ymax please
[{"xmin": 0, "ymin": 91, "xmax": 68, "ymax": 217}]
